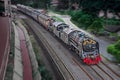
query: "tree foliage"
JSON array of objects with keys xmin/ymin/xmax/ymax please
[
  {"xmin": 56, "ymin": 0, "xmax": 69, "ymax": 9},
  {"xmin": 80, "ymin": 0, "xmax": 103, "ymax": 17},
  {"xmin": 80, "ymin": 0, "xmax": 120, "ymax": 17},
  {"xmin": 88, "ymin": 19, "xmax": 103, "ymax": 32},
  {"xmin": 107, "ymin": 40, "xmax": 120, "ymax": 62}
]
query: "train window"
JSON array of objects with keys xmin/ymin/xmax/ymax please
[
  {"xmin": 57, "ymin": 26, "xmax": 63, "ymax": 31},
  {"xmin": 61, "ymin": 24, "xmax": 69, "ymax": 28},
  {"xmin": 70, "ymin": 31, "xmax": 78, "ymax": 39},
  {"xmin": 78, "ymin": 32, "xmax": 85, "ymax": 37},
  {"xmin": 83, "ymin": 42, "xmax": 97, "ymax": 52}
]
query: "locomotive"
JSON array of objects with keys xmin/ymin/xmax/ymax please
[{"xmin": 17, "ymin": 4, "xmax": 101, "ymax": 64}]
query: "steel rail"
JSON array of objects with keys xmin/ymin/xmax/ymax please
[
  {"xmin": 101, "ymin": 61, "xmax": 120, "ymax": 78},
  {"xmin": 96, "ymin": 64, "xmax": 114, "ymax": 80},
  {"xmin": 90, "ymin": 66, "xmax": 104, "ymax": 80},
  {"xmin": 72, "ymin": 58, "xmax": 94, "ymax": 80}
]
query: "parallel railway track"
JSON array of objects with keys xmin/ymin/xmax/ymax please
[
  {"xmin": 90, "ymin": 65, "xmax": 104, "ymax": 80},
  {"xmin": 72, "ymin": 58, "xmax": 94, "ymax": 80},
  {"xmin": 101, "ymin": 61, "xmax": 120, "ymax": 78},
  {"xmin": 19, "ymin": 12, "xmax": 120, "ymax": 80},
  {"xmin": 89, "ymin": 62, "xmax": 120, "ymax": 80},
  {"xmin": 23, "ymin": 19, "xmax": 76, "ymax": 80},
  {"xmin": 96, "ymin": 64, "xmax": 114, "ymax": 80}
]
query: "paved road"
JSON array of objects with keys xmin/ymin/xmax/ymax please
[
  {"xmin": 0, "ymin": 17, "xmax": 10, "ymax": 80},
  {"xmin": 48, "ymin": 12, "xmax": 116, "ymax": 62}
]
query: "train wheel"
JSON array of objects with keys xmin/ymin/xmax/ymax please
[
  {"xmin": 75, "ymin": 49, "xmax": 79, "ymax": 54},
  {"xmin": 69, "ymin": 45, "xmax": 74, "ymax": 51},
  {"xmin": 71, "ymin": 46, "xmax": 75, "ymax": 51}
]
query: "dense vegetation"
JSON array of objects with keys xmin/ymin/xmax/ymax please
[
  {"xmin": 65, "ymin": 10, "xmax": 104, "ymax": 36},
  {"xmin": 107, "ymin": 40, "xmax": 120, "ymax": 62},
  {"xmin": 31, "ymin": 36, "xmax": 53, "ymax": 80},
  {"xmin": 52, "ymin": 16, "xmax": 64, "ymax": 22}
]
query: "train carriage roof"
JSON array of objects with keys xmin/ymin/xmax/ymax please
[
  {"xmin": 63, "ymin": 28, "xmax": 79, "ymax": 35},
  {"xmin": 38, "ymin": 14, "xmax": 51, "ymax": 20}
]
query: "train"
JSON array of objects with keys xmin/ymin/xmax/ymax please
[{"xmin": 17, "ymin": 4, "xmax": 101, "ymax": 65}]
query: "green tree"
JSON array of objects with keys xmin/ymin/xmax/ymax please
[
  {"xmin": 57, "ymin": 0, "xmax": 69, "ymax": 9},
  {"xmin": 80, "ymin": 0, "xmax": 120, "ymax": 18},
  {"xmin": 34, "ymin": 0, "xmax": 51, "ymax": 8},
  {"xmin": 88, "ymin": 19, "xmax": 103, "ymax": 32},
  {"xmin": 112, "ymin": 0, "xmax": 120, "ymax": 17},
  {"xmin": 80, "ymin": 0, "xmax": 103, "ymax": 17}
]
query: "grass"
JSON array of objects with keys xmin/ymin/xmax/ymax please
[
  {"xmin": 52, "ymin": 16, "xmax": 64, "ymax": 22},
  {"xmin": 30, "ymin": 34, "xmax": 53, "ymax": 80}
]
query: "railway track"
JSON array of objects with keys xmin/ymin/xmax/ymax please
[
  {"xmin": 101, "ymin": 61, "xmax": 120, "ymax": 78},
  {"xmin": 23, "ymin": 19, "xmax": 76, "ymax": 80},
  {"xmin": 72, "ymin": 58, "xmax": 94, "ymax": 80},
  {"xmin": 89, "ymin": 62, "xmax": 120, "ymax": 80},
  {"xmin": 18, "ymin": 12, "xmax": 120, "ymax": 80},
  {"xmin": 96, "ymin": 64, "xmax": 114, "ymax": 80}
]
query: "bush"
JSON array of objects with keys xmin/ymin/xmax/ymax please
[
  {"xmin": 71, "ymin": 10, "xmax": 83, "ymax": 21},
  {"xmin": 78, "ymin": 14, "xmax": 93, "ymax": 24},
  {"xmin": 115, "ymin": 40, "xmax": 120, "ymax": 50},
  {"xmin": 107, "ymin": 44, "xmax": 116, "ymax": 54},
  {"xmin": 107, "ymin": 41, "xmax": 120, "ymax": 62},
  {"xmin": 66, "ymin": 10, "xmax": 73, "ymax": 16},
  {"xmin": 115, "ymin": 51, "xmax": 120, "ymax": 62},
  {"xmin": 88, "ymin": 18, "xmax": 103, "ymax": 33},
  {"xmin": 104, "ymin": 19, "xmax": 120, "ymax": 25},
  {"xmin": 39, "ymin": 66, "xmax": 52, "ymax": 80}
]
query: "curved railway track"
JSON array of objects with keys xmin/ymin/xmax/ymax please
[
  {"xmin": 23, "ymin": 19, "xmax": 76, "ymax": 80},
  {"xmin": 18, "ymin": 12, "xmax": 120, "ymax": 80}
]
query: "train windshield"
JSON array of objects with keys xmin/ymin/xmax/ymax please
[{"xmin": 82, "ymin": 40, "xmax": 98, "ymax": 52}]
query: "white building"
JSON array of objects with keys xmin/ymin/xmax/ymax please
[{"xmin": 0, "ymin": 0, "xmax": 11, "ymax": 16}]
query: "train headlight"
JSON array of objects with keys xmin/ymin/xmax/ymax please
[{"xmin": 91, "ymin": 55, "xmax": 95, "ymax": 59}]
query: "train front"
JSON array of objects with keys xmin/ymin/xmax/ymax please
[{"xmin": 82, "ymin": 39, "xmax": 101, "ymax": 65}]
